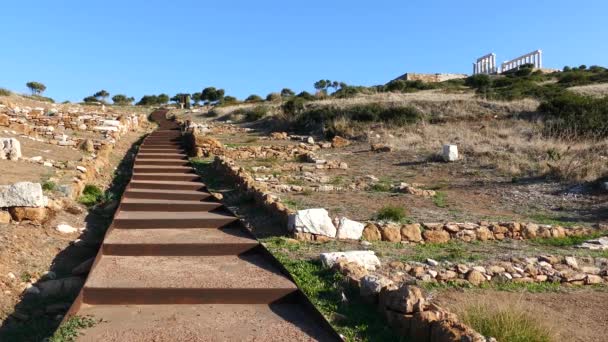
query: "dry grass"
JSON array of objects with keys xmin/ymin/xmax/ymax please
[
  {"xmin": 568, "ymin": 83, "xmax": 608, "ymax": 98},
  {"xmin": 375, "ymin": 120, "xmax": 608, "ymax": 182},
  {"xmin": 458, "ymin": 301, "xmax": 554, "ymax": 342}
]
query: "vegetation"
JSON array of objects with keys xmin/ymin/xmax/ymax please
[
  {"xmin": 136, "ymin": 94, "xmax": 169, "ymax": 106},
  {"xmin": 266, "ymin": 92, "xmax": 282, "ymax": 102},
  {"xmin": 269, "ymin": 250, "xmax": 402, "ymax": 341},
  {"xmin": 281, "ymin": 88, "xmax": 295, "ymax": 97},
  {"xmin": 93, "ymin": 90, "xmax": 109, "ymax": 103},
  {"xmin": 244, "ymin": 105, "xmax": 269, "ymax": 122},
  {"xmin": 410, "ymin": 241, "xmax": 481, "ymax": 263},
  {"xmin": 78, "ymin": 184, "xmax": 104, "ymax": 206},
  {"xmin": 432, "ymin": 191, "xmax": 447, "ymax": 208},
  {"xmin": 540, "ymin": 92, "xmax": 608, "ymax": 138},
  {"xmin": 50, "ymin": 315, "xmax": 99, "ymax": 342},
  {"xmin": 201, "ymin": 86, "xmax": 225, "ymax": 104},
  {"xmin": 245, "ymin": 94, "xmax": 263, "ymax": 103},
  {"xmin": 531, "ymin": 232, "xmax": 604, "ymax": 247},
  {"xmin": 0, "ymin": 87, "xmax": 12, "ymax": 96},
  {"xmin": 42, "ymin": 180, "xmax": 56, "ymax": 191},
  {"xmin": 26, "ymin": 81, "xmax": 46, "ymax": 95},
  {"xmin": 111, "ymin": 94, "xmax": 135, "ymax": 105},
  {"xmin": 375, "ymin": 205, "xmax": 408, "ymax": 222},
  {"xmin": 460, "ymin": 304, "xmax": 553, "ymax": 342}
]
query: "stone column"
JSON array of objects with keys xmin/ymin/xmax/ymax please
[{"xmin": 538, "ymin": 51, "xmax": 542, "ymax": 68}]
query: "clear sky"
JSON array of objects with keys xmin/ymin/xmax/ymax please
[{"xmin": 1, "ymin": 0, "xmax": 606, "ymax": 102}]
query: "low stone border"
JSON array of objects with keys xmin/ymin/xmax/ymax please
[{"xmin": 332, "ymin": 260, "xmax": 489, "ymax": 341}]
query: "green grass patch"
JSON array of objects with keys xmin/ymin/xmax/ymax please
[
  {"xmin": 78, "ymin": 184, "xmax": 104, "ymax": 206},
  {"xmin": 329, "ymin": 176, "xmax": 345, "ymax": 186},
  {"xmin": 527, "ymin": 213, "xmax": 580, "ymax": 228},
  {"xmin": 369, "ymin": 182, "xmax": 392, "ymax": 192},
  {"xmin": 375, "ymin": 205, "xmax": 409, "ymax": 223},
  {"xmin": 50, "ymin": 315, "xmax": 99, "ymax": 342},
  {"xmin": 432, "ymin": 191, "xmax": 447, "ymax": 208},
  {"xmin": 531, "ymin": 232, "xmax": 604, "ymax": 247},
  {"xmin": 283, "ymin": 199, "xmax": 302, "ymax": 210},
  {"xmin": 408, "ymin": 241, "xmax": 482, "ymax": 263},
  {"xmin": 42, "ymin": 180, "xmax": 56, "ymax": 191},
  {"xmin": 271, "ymin": 252, "xmax": 402, "ymax": 341},
  {"xmin": 460, "ymin": 304, "xmax": 553, "ymax": 342}
]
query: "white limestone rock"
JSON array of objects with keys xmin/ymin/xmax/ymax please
[
  {"xmin": 360, "ymin": 275, "xmax": 393, "ymax": 297},
  {"xmin": 55, "ymin": 224, "xmax": 79, "ymax": 234},
  {"xmin": 336, "ymin": 217, "xmax": 365, "ymax": 240},
  {"xmin": 320, "ymin": 250, "xmax": 381, "ymax": 271},
  {"xmin": 0, "ymin": 138, "xmax": 21, "ymax": 160},
  {"xmin": 288, "ymin": 208, "xmax": 337, "ymax": 237},
  {"xmin": 442, "ymin": 144, "xmax": 458, "ymax": 162},
  {"xmin": 0, "ymin": 182, "xmax": 48, "ymax": 207}
]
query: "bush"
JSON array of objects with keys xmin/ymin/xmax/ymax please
[
  {"xmin": 42, "ymin": 181, "xmax": 56, "ymax": 191},
  {"xmin": 296, "ymin": 91, "xmax": 316, "ymax": 101},
  {"xmin": 245, "ymin": 94, "xmax": 263, "ymax": 103},
  {"xmin": 266, "ymin": 92, "xmax": 281, "ymax": 102},
  {"xmin": 386, "ymin": 79, "xmax": 436, "ymax": 93},
  {"xmin": 79, "ymin": 184, "xmax": 104, "ymax": 206},
  {"xmin": 244, "ymin": 106, "xmax": 269, "ymax": 122},
  {"xmin": 460, "ymin": 304, "xmax": 553, "ymax": 342},
  {"xmin": 0, "ymin": 88, "xmax": 11, "ymax": 96},
  {"xmin": 539, "ymin": 92, "xmax": 608, "ymax": 138},
  {"xmin": 376, "ymin": 206, "xmax": 407, "ymax": 222},
  {"xmin": 282, "ymin": 97, "xmax": 306, "ymax": 115}
]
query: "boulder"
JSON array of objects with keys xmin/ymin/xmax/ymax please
[
  {"xmin": 380, "ymin": 285, "xmax": 426, "ymax": 314},
  {"xmin": 55, "ymin": 224, "xmax": 80, "ymax": 234},
  {"xmin": 466, "ymin": 270, "xmax": 486, "ymax": 286},
  {"xmin": 360, "ymin": 275, "xmax": 394, "ymax": 299},
  {"xmin": 0, "ymin": 114, "xmax": 9, "ymax": 126},
  {"xmin": 320, "ymin": 250, "xmax": 381, "ymax": 271},
  {"xmin": 331, "ymin": 136, "xmax": 350, "ymax": 148},
  {"xmin": 0, "ymin": 182, "xmax": 49, "ymax": 207},
  {"xmin": 362, "ymin": 223, "xmax": 382, "ymax": 241},
  {"xmin": 476, "ymin": 226, "xmax": 494, "ymax": 241},
  {"xmin": 401, "ymin": 223, "xmax": 422, "ymax": 242},
  {"xmin": 81, "ymin": 139, "xmax": 95, "ymax": 153},
  {"xmin": 422, "ymin": 229, "xmax": 450, "ymax": 244},
  {"xmin": 0, "ymin": 138, "xmax": 21, "ymax": 160},
  {"xmin": 287, "ymin": 208, "xmax": 337, "ymax": 238},
  {"xmin": 9, "ymin": 207, "xmax": 47, "ymax": 222},
  {"xmin": 371, "ymin": 143, "xmax": 392, "ymax": 153},
  {"xmin": 442, "ymin": 144, "xmax": 458, "ymax": 162},
  {"xmin": 333, "ymin": 260, "xmax": 368, "ymax": 285},
  {"xmin": 336, "ymin": 217, "xmax": 365, "ymax": 240},
  {"xmin": 381, "ymin": 223, "xmax": 401, "ymax": 242}
]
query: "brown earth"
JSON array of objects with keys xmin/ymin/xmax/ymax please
[{"xmin": 434, "ymin": 288, "xmax": 608, "ymax": 342}]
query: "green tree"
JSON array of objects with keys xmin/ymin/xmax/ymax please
[
  {"xmin": 94, "ymin": 90, "xmax": 110, "ymax": 102},
  {"xmin": 192, "ymin": 92, "xmax": 202, "ymax": 105},
  {"xmin": 201, "ymin": 87, "xmax": 225, "ymax": 103},
  {"xmin": 266, "ymin": 92, "xmax": 281, "ymax": 102},
  {"xmin": 314, "ymin": 80, "xmax": 328, "ymax": 91},
  {"xmin": 222, "ymin": 96, "xmax": 238, "ymax": 105},
  {"xmin": 280, "ymin": 88, "xmax": 295, "ymax": 97},
  {"xmin": 245, "ymin": 94, "xmax": 263, "ymax": 103},
  {"xmin": 26, "ymin": 81, "xmax": 46, "ymax": 95},
  {"xmin": 157, "ymin": 93, "xmax": 170, "ymax": 104},
  {"xmin": 83, "ymin": 96, "xmax": 99, "ymax": 103},
  {"xmin": 112, "ymin": 94, "xmax": 134, "ymax": 105}
]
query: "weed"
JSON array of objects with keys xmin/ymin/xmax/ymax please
[
  {"xmin": 409, "ymin": 241, "xmax": 481, "ymax": 263},
  {"xmin": 369, "ymin": 182, "xmax": 392, "ymax": 192},
  {"xmin": 78, "ymin": 184, "xmax": 103, "ymax": 206},
  {"xmin": 432, "ymin": 191, "xmax": 447, "ymax": 208},
  {"xmin": 50, "ymin": 315, "xmax": 99, "ymax": 342},
  {"xmin": 375, "ymin": 205, "xmax": 408, "ymax": 222},
  {"xmin": 42, "ymin": 180, "xmax": 56, "ymax": 191},
  {"xmin": 270, "ymin": 252, "xmax": 401, "ymax": 341},
  {"xmin": 531, "ymin": 232, "xmax": 604, "ymax": 247},
  {"xmin": 329, "ymin": 176, "xmax": 345, "ymax": 186},
  {"xmin": 283, "ymin": 199, "xmax": 301, "ymax": 210},
  {"xmin": 459, "ymin": 303, "xmax": 553, "ymax": 342}
]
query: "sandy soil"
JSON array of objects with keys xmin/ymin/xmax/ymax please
[{"xmin": 434, "ymin": 288, "xmax": 608, "ymax": 342}]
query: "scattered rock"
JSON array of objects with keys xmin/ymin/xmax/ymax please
[
  {"xmin": 0, "ymin": 182, "xmax": 49, "ymax": 207},
  {"xmin": 360, "ymin": 275, "xmax": 393, "ymax": 299},
  {"xmin": 422, "ymin": 229, "xmax": 450, "ymax": 244},
  {"xmin": 331, "ymin": 136, "xmax": 350, "ymax": 148},
  {"xmin": 0, "ymin": 210, "xmax": 11, "ymax": 224},
  {"xmin": 320, "ymin": 250, "xmax": 381, "ymax": 271},
  {"xmin": 336, "ymin": 217, "xmax": 365, "ymax": 240},
  {"xmin": 9, "ymin": 206, "xmax": 47, "ymax": 222},
  {"xmin": 55, "ymin": 223, "xmax": 80, "ymax": 234},
  {"xmin": 288, "ymin": 208, "xmax": 337, "ymax": 238},
  {"xmin": 0, "ymin": 138, "xmax": 22, "ymax": 160},
  {"xmin": 401, "ymin": 224, "xmax": 422, "ymax": 242},
  {"xmin": 466, "ymin": 270, "xmax": 486, "ymax": 286},
  {"xmin": 442, "ymin": 144, "xmax": 458, "ymax": 162},
  {"xmin": 362, "ymin": 223, "xmax": 382, "ymax": 241},
  {"xmin": 371, "ymin": 143, "xmax": 392, "ymax": 153},
  {"xmin": 381, "ymin": 223, "xmax": 401, "ymax": 242},
  {"xmin": 381, "ymin": 285, "xmax": 426, "ymax": 314}
]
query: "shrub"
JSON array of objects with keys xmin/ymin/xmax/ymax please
[
  {"xmin": 245, "ymin": 94, "xmax": 263, "ymax": 103},
  {"xmin": 539, "ymin": 92, "xmax": 608, "ymax": 138},
  {"xmin": 266, "ymin": 92, "xmax": 282, "ymax": 102},
  {"xmin": 296, "ymin": 91, "xmax": 316, "ymax": 101},
  {"xmin": 460, "ymin": 304, "xmax": 553, "ymax": 342},
  {"xmin": 42, "ymin": 181, "xmax": 56, "ymax": 191},
  {"xmin": 376, "ymin": 205, "xmax": 407, "ymax": 222},
  {"xmin": 79, "ymin": 184, "xmax": 104, "ymax": 206},
  {"xmin": 0, "ymin": 88, "xmax": 11, "ymax": 96},
  {"xmin": 245, "ymin": 106, "xmax": 269, "ymax": 122},
  {"xmin": 282, "ymin": 97, "xmax": 306, "ymax": 115}
]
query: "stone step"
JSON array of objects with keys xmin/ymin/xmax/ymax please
[
  {"xmin": 132, "ymin": 165, "xmax": 194, "ymax": 173},
  {"xmin": 102, "ymin": 227, "xmax": 258, "ymax": 255},
  {"xmin": 74, "ymin": 303, "xmax": 338, "ymax": 341},
  {"xmin": 131, "ymin": 172, "xmax": 201, "ymax": 182},
  {"xmin": 113, "ymin": 210, "xmax": 236, "ymax": 228},
  {"xmin": 137, "ymin": 152, "xmax": 187, "ymax": 159},
  {"xmin": 120, "ymin": 197, "xmax": 222, "ymax": 211},
  {"xmin": 132, "ymin": 158, "xmax": 190, "ymax": 166},
  {"xmin": 123, "ymin": 188, "xmax": 212, "ymax": 201},
  {"xmin": 82, "ymin": 254, "xmax": 298, "ymax": 304},
  {"xmin": 128, "ymin": 180, "xmax": 206, "ymax": 191}
]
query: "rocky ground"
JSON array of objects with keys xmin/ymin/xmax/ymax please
[
  {"xmin": 177, "ymin": 103, "xmax": 608, "ymax": 341},
  {"xmin": 0, "ymin": 94, "xmax": 153, "ymax": 340}
]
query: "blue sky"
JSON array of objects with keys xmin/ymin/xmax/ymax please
[{"xmin": 1, "ymin": 0, "xmax": 606, "ymax": 102}]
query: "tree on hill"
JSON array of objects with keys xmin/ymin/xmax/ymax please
[
  {"xmin": 83, "ymin": 96, "xmax": 99, "ymax": 103},
  {"xmin": 157, "ymin": 94, "xmax": 170, "ymax": 104},
  {"xmin": 171, "ymin": 93, "xmax": 191, "ymax": 108},
  {"xmin": 136, "ymin": 95, "xmax": 159, "ymax": 106},
  {"xmin": 245, "ymin": 94, "xmax": 263, "ymax": 103},
  {"xmin": 112, "ymin": 94, "xmax": 135, "ymax": 105},
  {"xmin": 94, "ymin": 90, "xmax": 110, "ymax": 102},
  {"xmin": 266, "ymin": 92, "xmax": 281, "ymax": 102},
  {"xmin": 192, "ymin": 92, "xmax": 202, "ymax": 106},
  {"xmin": 201, "ymin": 87, "xmax": 225, "ymax": 104},
  {"xmin": 222, "ymin": 96, "xmax": 238, "ymax": 105},
  {"xmin": 26, "ymin": 81, "xmax": 46, "ymax": 95},
  {"xmin": 280, "ymin": 88, "xmax": 295, "ymax": 97}
]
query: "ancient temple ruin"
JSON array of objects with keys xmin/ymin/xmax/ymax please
[{"xmin": 473, "ymin": 49, "xmax": 543, "ymax": 75}]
